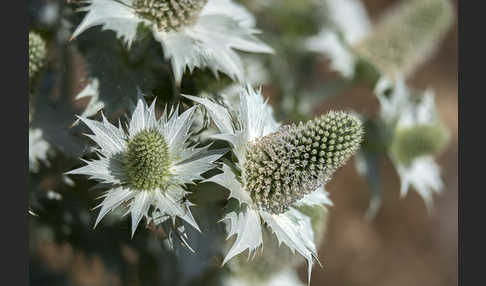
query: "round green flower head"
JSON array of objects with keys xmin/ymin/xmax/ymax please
[
  {"xmin": 29, "ymin": 31, "xmax": 47, "ymax": 82},
  {"xmin": 123, "ymin": 129, "xmax": 171, "ymax": 191},
  {"xmin": 244, "ymin": 111, "xmax": 362, "ymax": 214},
  {"xmin": 391, "ymin": 123, "xmax": 448, "ymax": 165},
  {"xmin": 133, "ymin": 0, "xmax": 208, "ymax": 32}
]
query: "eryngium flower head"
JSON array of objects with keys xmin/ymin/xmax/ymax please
[
  {"xmin": 390, "ymin": 123, "xmax": 448, "ymax": 165},
  {"xmin": 375, "ymin": 76, "xmax": 447, "ymax": 209},
  {"xmin": 29, "ymin": 31, "xmax": 47, "ymax": 82},
  {"xmin": 184, "ymin": 85, "xmax": 361, "ymax": 284},
  {"xmin": 70, "ymin": 0, "xmax": 273, "ymax": 83},
  {"xmin": 353, "ymin": 0, "xmax": 453, "ymax": 79},
  {"xmin": 66, "ymin": 95, "xmax": 224, "ymax": 236},
  {"xmin": 244, "ymin": 112, "xmax": 361, "ymax": 214},
  {"xmin": 133, "ymin": 0, "xmax": 207, "ymax": 32}
]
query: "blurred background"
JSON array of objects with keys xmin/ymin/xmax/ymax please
[
  {"xmin": 29, "ymin": 0, "xmax": 458, "ymax": 285},
  {"xmin": 306, "ymin": 1, "xmax": 458, "ymax": 285}
]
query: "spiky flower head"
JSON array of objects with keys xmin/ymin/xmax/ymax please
[
  {"xmin": 29, "ymin": 31, "xmax": 47, "ymax": 83},
  {"xmin": 133, "ymin": 0, "xmax": 207, "ymax": 32},
  {"xmin": 66, "ymin": 95, "xmax": 224, "ymax": 237},
  {"xmin": 70, "ymin": 0, "xmax": 273, "ymax": 83},
  {"xmin": 353, "ymin": 0, "xmax": 453, "ymax": 79},
  {"xmin": 390, "ymin": 123, "xmax": 448, "ymax": 165},
  {"xmin": 375, "ymin": 76, "xmax": 447, "ymax": 209},
  {"xmin": 185, "ymin": 85, "xmax": 360, "ymax": 284},
  {"xmin": 123, "ymin": 129, "xmax": 172, "ymax": 190},
  {"xmin": 245, "ymin": 111, "xmax": 361, "ymax": 214}
]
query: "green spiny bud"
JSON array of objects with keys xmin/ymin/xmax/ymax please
[
  {"xmin": 29, "ymin": 31, "xmax": 47, "ymax": 83},
  {"xmin": 391, "ymin": 123, "xmax": 448, "ymax": 165},
  {"xmin": 123, "ymin": 129, "xmax": 171, "ymax": 191},
  {"xmin": 244, "ymin": 111, "xmax": 362, "ymax": 214},
  {"xmin": 133, "ymin": 0, "xmax": 207, "ymax": 32},
  {"xmin": 353, "ymin": 0, "xmax": 453, "ymax": 79}
]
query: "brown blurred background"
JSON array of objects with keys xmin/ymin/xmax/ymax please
[{"xmin": 303, "ymin": 0, "xmax": 458, "ymax": 285}]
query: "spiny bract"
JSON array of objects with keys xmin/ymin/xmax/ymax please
[
  {"xmin": 134, "ymin": 0, "xmax": 207, "ymax": 32},
  {"xmin": 244, "ymin": 111, "xmax": 362, "ymax": 214}
]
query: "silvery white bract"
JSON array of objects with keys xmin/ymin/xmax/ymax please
[
  {"xmin": 375, "ymin": 76, "xmax": 444, "ymax": 209},
  {"xmin": 223, "ymin": 269, "xmax": 305, "ymax": 286},
  {"xmin": 29, "ymin": 128, "xmax": 51, "ymax": 172},
  {"xmin": 70, "ymin": 0, "xmax": 273, "ymax": 83},
  {"xmin": 66, "ymin": 95, "xmax": 224, "ymax": 237},
  {"xmin": 305, "ymin": 0, "xmax": 370, "ymax": 78},
  {"xmin": 184, "ymin": 85, "xmax": 332, "ymax": 284},
  {"xmin": 74, "ymin": 79, "xmax": 104, "ymax": 122}
]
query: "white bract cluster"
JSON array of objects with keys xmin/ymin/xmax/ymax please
[
  {"xmin": 375, "ymin": 77, "xmax": 446, "ymax": 209},
  {"xmin": 185, "ymin": 86, "xmax": 354, "ymax": 284},
  {"xmin": 67, "ymin": 95, "xmax": 224, "ymax": 236},
  {"xmin": 305, "ymin": 0, "xmax": 371, "ymax": 78},
  {"xmin": 71, "ymin": 0, "xmax": 273, "ymax": 83}
]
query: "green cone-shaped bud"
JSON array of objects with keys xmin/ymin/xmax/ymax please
[
  {"xmin": 123, "ymin": 129, "xmax": 172, "ymax": 191},
  {"xmin": 353, "ymin": 0, "xmax": 453, "ymax": 79},
  {"xmin": 133, "ymin": 0, "xmax": 208, "ymax": 32},
  {"xmin": 391, "ymin": 123, "xmax": 448, "ymax": 165},
  {"xmin": 29, "ymin": 31, "xmax": 47, "ymax": 83},
  {"xmin": 244, "ymin": 111, "xmax": 362, "ymax": 214}
]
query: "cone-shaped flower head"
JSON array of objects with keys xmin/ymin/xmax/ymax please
[
  {"xmin": 184, "ymin": 85, "xmax": 360, "ymax": 284},
  {"xmin": 245, "ymin": 112, "xmax": 361, "ymax": 214},
  {"xmin": 353, "ymin": 0, "xmax": 453, "ymax": 79},
  {"xmin": 66, "ymin": 95, "xmax": 224, "ymax": 237},
  {"xmin": 70, "ymin": 0, "xmax": 273, "ymax": 83},
  {"xmin": 124, "ymin": 129, "xmax": 172, "ymax": 190},
  {"xmin": 29, "ymin": 31, "xmax": 47, "ymax": 83}
]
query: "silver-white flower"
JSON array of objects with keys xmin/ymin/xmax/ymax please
[
  {"xmin": 375, "ymin": 76, "xmax": 446, "ymax": 209},
  {"xmin": 66, "ymin": 95, "xmax": 224, "ymax": 237},
  {"xmin": 184, "ymin": 85, "xmax": 337, "ymax": 284},
  {"xmin": 71, "ymin": 0, "xmax": 273, "ymax": 83}
]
